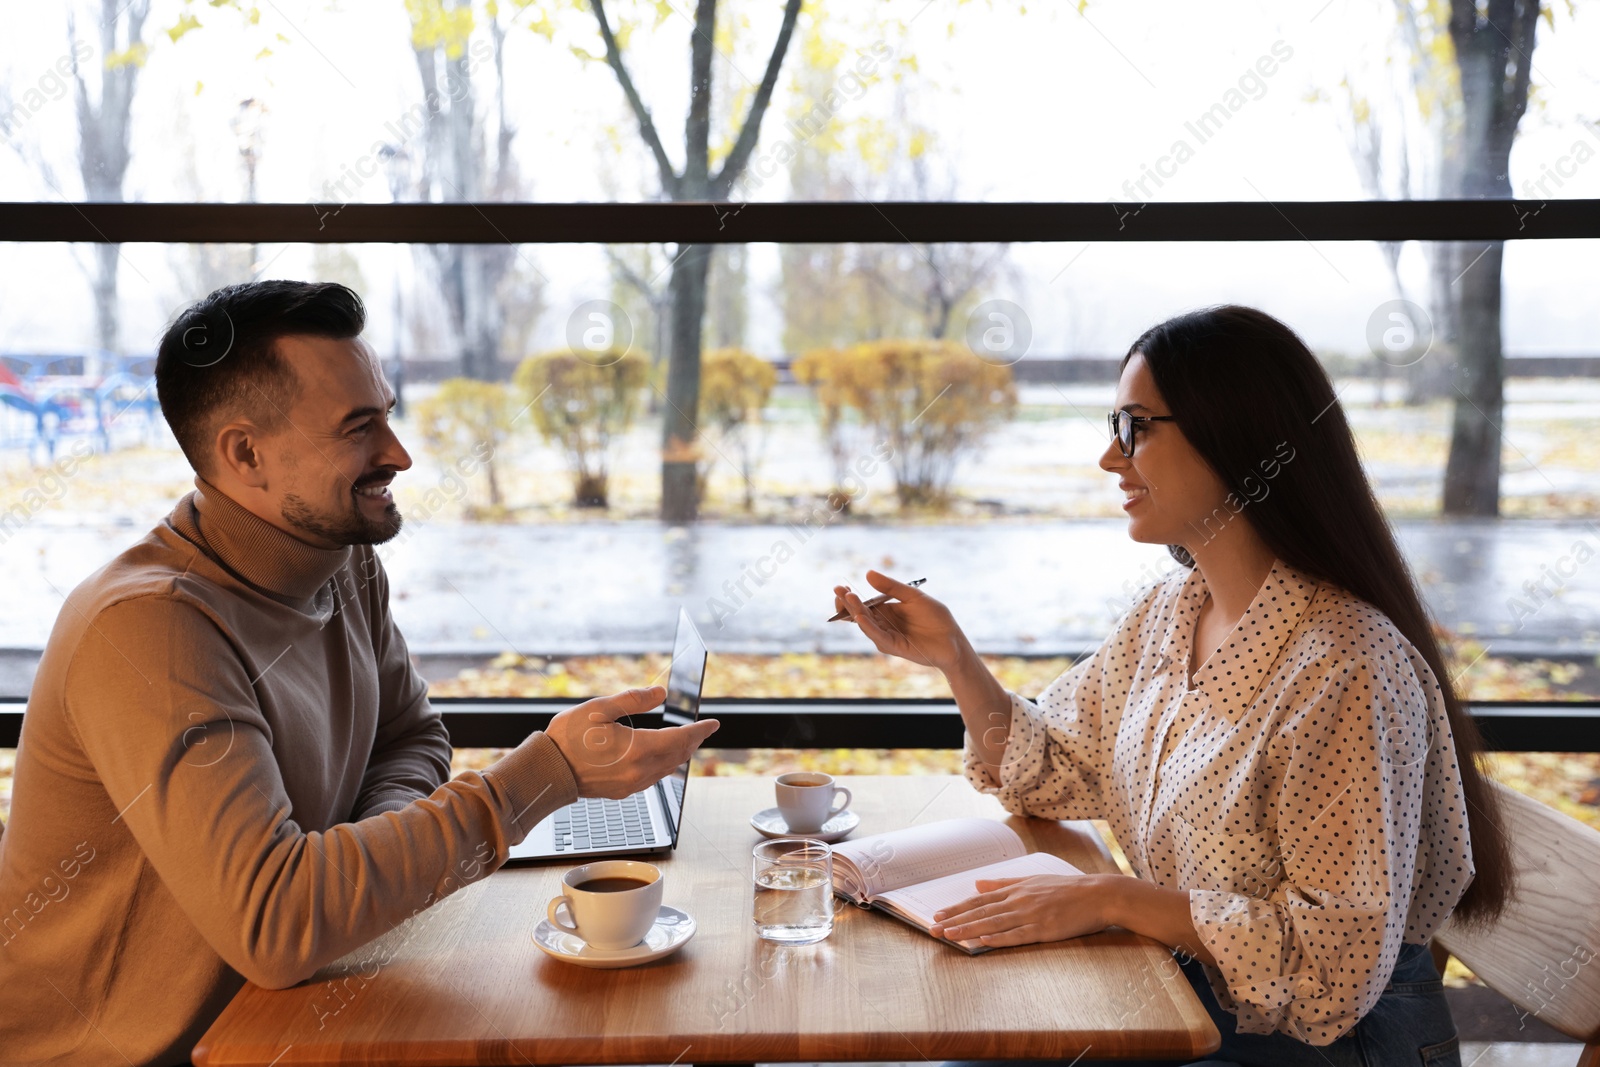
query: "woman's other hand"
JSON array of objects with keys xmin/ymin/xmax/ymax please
[
  {"xmin": 931, "ymin": 874, "xmax": 1217, "ymax": 965},
  {"xmin": 832, "ymin": 569, "xmax": 967, "ymax": 672},
  {"xmin": 929, "ymin": 875, "xmax": 1116, "ymax": 947}
]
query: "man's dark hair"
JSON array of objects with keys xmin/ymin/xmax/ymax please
[{"xmin": 155, "ymin": 280, "xmax": 366, "ymax": 473}]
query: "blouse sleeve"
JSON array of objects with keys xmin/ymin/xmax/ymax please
[
  {"xmin": 962, "ymin": 635, "xmax": 1118, "ymax": 822},
  {"xmin": 1186, "ymin": 646, "xmax": 1470, "ymax": 1044}
]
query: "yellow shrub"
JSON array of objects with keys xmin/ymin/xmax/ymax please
[
  {"xmin": 796, "ymin": 340, "xmax": 1017, "ymax": 507},
  {"xmin": 513, "ymin": 350, "xmax": 648, "ymax": 507},
  {"xmin": 700, "ymin": 347, "xmax": 778, "ymax": 509},
  {"xmin": 413, "ymin": 378, "xmax": 517, "ymax": 511},
  {"xmin": 792, "ymin": 346, "xmax": 860, "ymax": 502}
]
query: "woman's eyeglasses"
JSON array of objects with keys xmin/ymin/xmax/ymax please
[{"xmin": 1107, "ymin": 410, "xmax": 1176, "ymax": 458}]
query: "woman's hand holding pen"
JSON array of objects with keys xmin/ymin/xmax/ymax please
[
  {"xmin": 831, "ymin": 570, "xmax": 968, "ymax": 673},
  {"xmin": 832, "ymin": 569, "xmax": 1015, "ymax": 772}
]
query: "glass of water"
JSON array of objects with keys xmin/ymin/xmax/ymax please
[{"xmin": 751, "ymin": 838, "xmax": 833, "ymax": 944}]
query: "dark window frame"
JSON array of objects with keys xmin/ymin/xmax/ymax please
[
  {"xmin": 3, "ymin": 198, "xmax": 1598, "ymax": 244},
  {"xmin": 1, "ymin": 699, "xmax": 1597, "ymax": 751}
]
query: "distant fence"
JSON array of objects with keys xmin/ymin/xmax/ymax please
[{"xmin": 11, "ymin": 353, "xmax": 1598, "ymax": 387}]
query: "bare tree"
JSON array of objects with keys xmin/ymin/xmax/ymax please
[
  {"xmin": 606, "ymin": 246, "xmax": 673, "ymax": 377},
  {"xmin": 1393, "ymin": 0, "xmax": 1462, "ymax": 405},
  {"xmin": 398, "ymin": 2, "xmax": 531, "ymax": 380},
  {"xmin": 780, "ymin": 87, "xmax": 1010, "ymax": 346},
  {"xmin": 862, "ymin": 242, "xmax": 1011, "ymax": 340},
  {"xmin": 1347, "ymin": 1, "xmax": 1542, "ymax": 511},
  {"xmin": 589, "ymin": 0, "xmax": 804, "ymax": 522},
  {"xmin": 1331, "ymin": 63, "xmax": 1414, "ymax": 406},
  {"xmin": 1331, "ymin": 6, "xmax": 1457, "ymax": 405},
  {"xmin": 67, "ymin": 0, "xmax": 150, "ymax": 365}
]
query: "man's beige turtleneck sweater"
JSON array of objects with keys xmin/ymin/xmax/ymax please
[{"xmin": 0, "ymin": 480, "xmax": 577, "ymax": 1065}]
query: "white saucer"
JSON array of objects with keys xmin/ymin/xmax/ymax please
[
  {"xmin": 749, "ymin": 807, "xmax": 860, "ymax": 843},
  {"xmin": 532, "ymin": 905, "xmax": 696, "ymax": 969}
]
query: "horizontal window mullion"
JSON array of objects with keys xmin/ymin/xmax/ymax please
[
  {"xmin": 2, "ymin": 200, "xmax": 1597, "ymax": 244},
  {"xmin": 2, "ymin": 701, "xmax": 1596, "ymax": 750}
]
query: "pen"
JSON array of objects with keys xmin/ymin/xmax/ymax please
[{"xmin": 828, "ymin": 578, "xmax": 927, "ymax": 622}]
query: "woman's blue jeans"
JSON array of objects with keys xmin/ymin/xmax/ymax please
[{"xmin": 949, "ymin": 941, "xmax": 1460, "ymax": 1067}]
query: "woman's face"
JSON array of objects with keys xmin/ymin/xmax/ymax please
[{"xmin": 1099, "ymin": 352, "xmax": 1232, "ymax": 550}]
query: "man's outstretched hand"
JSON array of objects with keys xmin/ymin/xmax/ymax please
[{"xmin": 545, "ymin": 686, "xmax": 720, "ymax": 799}]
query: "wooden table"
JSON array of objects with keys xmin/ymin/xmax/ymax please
[{"xmin": 193, "ymin": 775, "xmax": 1220, "ymax": 1064}]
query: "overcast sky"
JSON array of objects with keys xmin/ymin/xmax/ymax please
[{"xmin": 2, "ymin": 0, "xmax": 1596, "ymax": 358}]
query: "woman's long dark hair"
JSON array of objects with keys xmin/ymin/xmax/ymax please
[{"xmin": 1125, "ymin": 304, "xmax": 1510, "ymax": 925}]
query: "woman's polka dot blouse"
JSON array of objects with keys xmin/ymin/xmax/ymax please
[{"xmin": 962, "ymin": 558, "xmax": 1474, "ymax": 1046}]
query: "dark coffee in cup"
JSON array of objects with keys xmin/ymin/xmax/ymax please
[
  {"xmin": 576, "ymin": 876, "xmax": 651, "ymax": 893},
  {"xmin": 549, "ymin": 859, "xmax": 664, "ymax": 949}
]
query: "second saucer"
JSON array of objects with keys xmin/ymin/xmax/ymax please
[{"xmin": 750, "ymin": 806, "xmax": 859, "ymax": 843}]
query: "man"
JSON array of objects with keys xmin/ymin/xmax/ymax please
[{"xmin": 0, "ymin": 281, "xmax": 718, "ymax": 1065}]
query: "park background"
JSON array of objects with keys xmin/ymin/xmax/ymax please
[{"xmin": 2, "ymin": 0, "xmax": 1599, "ymax": 1042}]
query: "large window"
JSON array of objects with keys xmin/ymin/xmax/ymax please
[
  {"xmin": 3, "ymin": 2, "xmax": 1598, "ymax": 842},
  {"xmin": 2, "ymin": 237, "xmax": 1597, "ymax": 707}
]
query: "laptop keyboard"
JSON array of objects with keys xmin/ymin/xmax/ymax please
[{"xmin": 552, "ymin": 794, "xmax": 659, "ymax": 852}]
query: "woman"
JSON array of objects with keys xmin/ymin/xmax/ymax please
[{"xmin": 832, "ymin": 306, "xmax": 1510, "ymax": 1066}]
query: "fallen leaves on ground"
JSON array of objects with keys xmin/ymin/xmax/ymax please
[
  {"xmin": 1445, "ymin": 642, "xmax": 1596, "ymax": 701},
  {"xmin": 431, "ymin": 648, "xmax": 1599, "ymax": 703},
  {"xmin": 1484, "ymin": 751, "xmax": 1600, "ymax": 832},
  {"xmin": 428, "ymin": 651, "xmax": 1079, "ymax": 700}
]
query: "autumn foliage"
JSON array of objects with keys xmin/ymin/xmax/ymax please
[
  {"xmin": 413, "ymin": 378, "xmax": 517, "ymax": 512},
  {"xmin": 793, "ymin": 339, "xmax": 1017, "ymax": 507},
  {"xmin": 699, "ymin": 347, "xmax": 778, "ymax": 510},
  {"xmin": 514, "ymin": 350, "xmax": 648, "ymax": 508}
]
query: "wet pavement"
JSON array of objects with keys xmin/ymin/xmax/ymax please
[{"xmin": 5, "ymin": 516, "xmax": 1597, "ymax": 666}]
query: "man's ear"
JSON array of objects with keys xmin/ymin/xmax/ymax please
[{"xmin": 214, "ymin": 420, "xmax": 269, "ymax": 489}]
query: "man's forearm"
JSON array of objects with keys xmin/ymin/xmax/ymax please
[{"xmin": 354, "ymin": 703, "xmax": 454, "ymax": 819}]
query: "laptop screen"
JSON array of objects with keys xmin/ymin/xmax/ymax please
[{"xmin": 659, "ymin": 607, "xmax": 707, "ymax": 841}]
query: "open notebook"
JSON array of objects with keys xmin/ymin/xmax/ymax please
[{"xmin": 830, "ymin": 818, "xmax": 1083, "ymax": 955}]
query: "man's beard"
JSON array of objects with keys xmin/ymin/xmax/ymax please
[{"xmin": 281, "ymin": 490, "xmax": 403, "ymax": 546}]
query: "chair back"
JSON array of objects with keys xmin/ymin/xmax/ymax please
[{"xmin": 1434, "ymin": 779, "xmax": 1600, "ymax": 1042}]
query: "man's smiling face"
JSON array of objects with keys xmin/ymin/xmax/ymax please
[{"xmin": 260, "ymin": 334, "xmax": 412, "ymax": 547}]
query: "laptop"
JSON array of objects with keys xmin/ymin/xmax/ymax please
[{"xmin": 506, "ymin": 607, "xmax": 708, "ymax": 863}]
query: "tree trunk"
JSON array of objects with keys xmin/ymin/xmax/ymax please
[
  {"xmin": 90, "ymin": 243, "xmax": 119, "ymax": 357},
  {"xmin": 1442, "ymin": 240, "xmax": 1504, "ymax": 514},
  {"xmin": 648, "ymin": 293, "xmax": 670, "ymax": 415},
  {"xmin": 486, "ymin": 454, "xmax": 503, "ymax": 508},
  {"xmin": 1438, "ymin": 0, "xmax": 1538, "ymax": 516},
  {"xmin": 656, "ymin": 0, "xmax": 717, "ymax": 524},
  {"xmin": 662, "ymin": 244, "xmax": 711, "ymax": 522},
  {"xmin": 462, "ymin": 245, "xmax": 505, "ymax": 380},
  {"xmin": 70, "ymin": 0, "xmax": 149, "ymax": 372}
]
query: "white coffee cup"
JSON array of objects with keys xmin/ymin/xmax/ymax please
[
  {"xmin": 546, "ymin": 860, "xmax": 664, "ymax": 950},
  {"xmin": 775, "ymin": 772, "xmax": 852, "ymax": 834}
]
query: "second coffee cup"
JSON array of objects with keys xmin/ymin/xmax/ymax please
[{"xmin": 775, "ymin": 772, "xmax": 852, "ymax": 833}]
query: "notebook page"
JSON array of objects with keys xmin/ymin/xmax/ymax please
[
  {"xmin": 876, "ymin": 851, "xmax": 1084, "ymax": 928},
  {"xmin": 831, "ymin": 818, "xmax": 1024, "ymax": 898}
]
